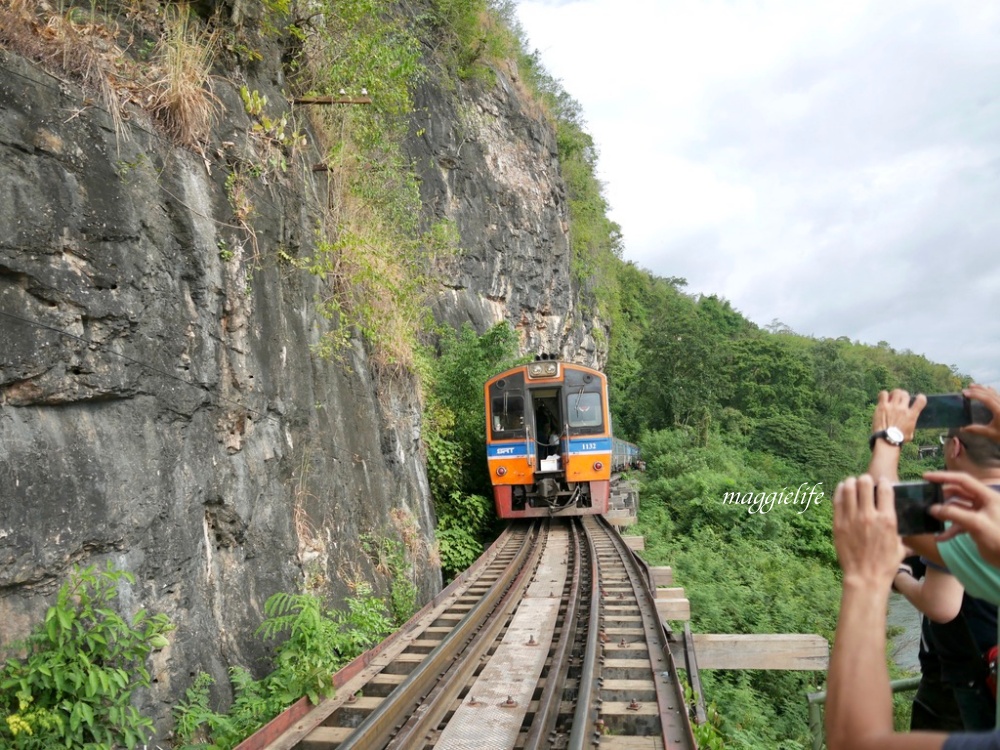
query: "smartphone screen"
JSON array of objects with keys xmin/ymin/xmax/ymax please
[
  {"xmin": 893, "ymin": 481, "xmax": 945, "ymax": 535},
  {"xmin": 914, "ymin": 394, "xmax": 994, "ymax": 429},
  {"xmin": 915, "ymin": 394, "xmax": 970, "ymax": 429}
]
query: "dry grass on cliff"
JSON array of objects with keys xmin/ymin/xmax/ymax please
[
  {"xmin": 147, "ymin": 4, "xmax": 221, "ymax": 147},
  {"xmin": 0, "ymin": 1, "xmax": 221, "ymax": 149},
  {"xmin": 0, "ymin": 0, "xmax": 132, "ymax": 139}
]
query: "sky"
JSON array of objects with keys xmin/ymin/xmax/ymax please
[{"xmin": 514, "ymin": 0, "xmax": 1000, "ymax": 387}]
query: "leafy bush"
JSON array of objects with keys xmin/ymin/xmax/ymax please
[
  {"xmin": 635, "ymin": 428, "xmax": 842, "ymax": 747},
  {"xmin": 0, "ymin": 562, "xmax": 172, "ymax": 750},
  {"xmin": 435, "ymin": 491, "xmax": 493, "ymax": 577},
  {"xmin": 360, "ymin": 534, "xmax": 420, "ymax": 626},
  {"xmin": 419, "ymin": 323, "xmax": 520, "ymax": 578}
]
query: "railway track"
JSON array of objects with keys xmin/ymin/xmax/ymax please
[{"xmin": 238, "ymin": 518, "xmax": 696, "ymax": 750}]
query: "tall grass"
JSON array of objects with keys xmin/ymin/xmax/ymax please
[{"xmin": 149, "ymin": 3, "xmax": 220, "ymax": 147}]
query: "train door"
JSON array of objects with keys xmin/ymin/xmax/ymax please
[{"xmin": 530, "ymin": 388, "xmax": 563, "ymax": 469}]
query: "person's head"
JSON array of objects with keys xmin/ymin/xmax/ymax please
[{"xmin": 943, "ymin": 428, "xmax": 1000, "ymax": 474}]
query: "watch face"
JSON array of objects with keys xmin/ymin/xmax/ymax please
[{"xmin": 886, "ymin": 426, "xmax": 905, "ymax": 445}]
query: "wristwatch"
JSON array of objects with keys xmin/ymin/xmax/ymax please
[{"xmin": 869, "ymin": 426, "xmax": 905, "ymax": 451}]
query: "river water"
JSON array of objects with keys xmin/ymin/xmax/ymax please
[{"xmin": 888, "ymin": 591, "xmax": 922, "ymax": 673}]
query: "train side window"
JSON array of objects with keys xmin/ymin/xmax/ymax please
[
  {"xmin": 568, "ymin": 392, "xmax": 602, "ymax": 429},
  {"xmin": 491, "ymin": 395, "xmax": 525, "ymax": 434}
]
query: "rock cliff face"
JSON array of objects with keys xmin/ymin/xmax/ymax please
[
  {"xmin": 408, "ymin": 68, "xmax": 606, "ymax": 361},
  {"xmin": 0, "ymin": 22, "xmax": 598, "ymax": 740}
]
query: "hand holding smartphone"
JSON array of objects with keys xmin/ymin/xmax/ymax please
[{"xmin": 893, "ymin": 481, "xmax": 945, "ymax": 535}]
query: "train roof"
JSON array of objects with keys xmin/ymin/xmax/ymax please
[{"xmin": 485, "ymin": 361, "xmax": 606, "ymax": 387}]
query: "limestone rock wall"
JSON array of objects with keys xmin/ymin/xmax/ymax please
[
  {"xmin": 0, "ymin": 51, "xmax": 438, "ymax": 733},
  {"xmin": 0, "ymin": 21, "xmax": 601, "ymax": 742},
  {"xmin": 406, "ymin": 66, "xmax": 607, "ymax": 365}
]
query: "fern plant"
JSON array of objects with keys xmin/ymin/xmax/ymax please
[{"xmin": 174, "ymin": 585, "xmax": 395, "ymax": 749}]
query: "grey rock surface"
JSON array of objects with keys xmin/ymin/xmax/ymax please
[
  {"xmin": 406, "ymin": 66, "xmax": 607, "ymax": 364},
  {"xmin": 0, "ymin": 36, "xmax": 599, "ymax": 741}
]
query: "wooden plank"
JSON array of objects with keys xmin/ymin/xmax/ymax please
[
  {"xmin": 650, "ymin": 566, "xmax": 673, "ymax": 586},
  {"xmin": 301, "ymin": 726, "xmax": 353, "ymax": 747},
  {"xmin": 654, "ymin": 598, "xmax": 690, "ymax": 621},
  {"xmin": 606, "ymin": 510, "xmax": 638, "ymax": 526},
  {"xmin": 599, "ymin": 738, "xmax": 664, "ymax": 750},
  {"xmin": 655, "ymin": 586, "xmax": 685, "ymax": 600},
  {"xmin": 690, "ymin": 634, "xmax": 829, "ymax": 670},
  {"xmin": 622, "ymin": 535, "xmax": 645, "ymax": 551}
]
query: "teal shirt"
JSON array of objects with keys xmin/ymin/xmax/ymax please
[{"xmin": 939, "ymin": 531, "xmax": 1000, "ymax": 606}]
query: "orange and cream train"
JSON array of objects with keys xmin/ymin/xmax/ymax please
[{"xmin": 485, "ymin": 358, "xmax": 640, "ymax": 519}]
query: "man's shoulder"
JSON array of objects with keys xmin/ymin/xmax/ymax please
[{"xmin": 940, "ymin": 532, "xmax": 1000, "ymax": 606}]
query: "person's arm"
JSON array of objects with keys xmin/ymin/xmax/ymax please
[
  {"xmin": 826, "ymin": 475, "xmax": 947, "ymax": 750},
  {"xmin": 867, "ymin": 389, "xmax": 926, "ymax": 481},
  {"xmin": 892, "ymin": 566, "xmax": 963, "ymax": 623},
  {"xmin": 903, "ymin": 534, "xmax": 946, "ymax": 567}
]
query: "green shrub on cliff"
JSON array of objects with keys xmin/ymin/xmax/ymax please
[{"xmin": 0, "ymin": 562, "xmax": 172, "ymax": 750}]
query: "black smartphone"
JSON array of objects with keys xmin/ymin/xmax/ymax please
[
  {"xmin": 893, "ymin": 481, "xmax": 945, "ymax": 535},
  {"xmin": 915, "ymin": 394, "xmax": 993, "ymax": 429}
]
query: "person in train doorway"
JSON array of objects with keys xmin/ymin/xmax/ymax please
[
  {"xmin": 546, "ymin": 426, "xmax": 560, "ymax": 456},
  {"xmin": 868, "ymin": 389, "xmax": 999, "ymax": 731},
  {"xmin": 536, "ymin": 406, "xmax": 560, "ymax": 459}
]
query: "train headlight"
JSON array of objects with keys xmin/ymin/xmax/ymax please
[
  {"xmin": 593, "ymin": 461, "xmax": 603, "ymax": 471},
  {"xmin": 527, "ymin": 362, "xmax": 559, "ymax": 378},
  {"xmin": 496, "ymin": 466, "xmax": 507, "ymax": 477}
]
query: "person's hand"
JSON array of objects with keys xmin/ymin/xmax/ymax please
[
  {"xmin": 926, "ymin": 470, "xmax": 1000, "ymax": 567},
  {"xmin": 833, "ymin": 475, "xmax": 905, "ymax": 587},
  {"xmin": 871, "ymin": 389, "xmax": 925, "ymax": 441},
  {"xmin": 961, "ymin": 384, "xmax": 1000, "ymax": 443}
]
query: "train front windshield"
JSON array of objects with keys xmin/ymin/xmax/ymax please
[
  {"xmin": 489, "ymin": 372, "xmax": 527, "ymax": 439},
  {"xmin": 567, "ymin": 392, "xmax": 602, "ymax": 429},
  {"xmin": 491, "ymin": 394, "xmax": 525, "ymax": 434}
]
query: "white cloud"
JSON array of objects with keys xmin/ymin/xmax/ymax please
[{"xmin": 517, "ymin": 0, "xmax": 1000, "ymax": 386}]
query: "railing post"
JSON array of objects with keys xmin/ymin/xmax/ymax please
[
  {"xmin": 806, "ymin": 690, "xmax": 826, "ymax": 750},
  {"xmin": 805, "ymin": 677, "xmax": 921, "ymax": 750}
]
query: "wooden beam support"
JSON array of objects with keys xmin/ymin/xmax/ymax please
[
  {"xmin": 655, "ymin": 597, "xmax": 690, "ymax": 622},
  {"xmin": 655, "ymin": 586, "xmax": 685, "ymax": 600},
  {"xmin": 683, "ymin": 623, "xmax": 707, "ymax": 725},
  {"xmin": 650, "ymin": 566, "xmax": 673, "ymax": 586},
  {"xmin": 621, "ymin": 535, "xmax": 644, "ymax": 551},
  {"xmin": 674, "ymin": 634, "xmax": 829, "ymax": 671}
]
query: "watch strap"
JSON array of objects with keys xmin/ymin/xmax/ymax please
[{"xmin": 869, "ymin": 429, "xmax": 901, "ymax": 451}]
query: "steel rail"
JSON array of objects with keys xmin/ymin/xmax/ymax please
[
  {"xmin": 522, "ymin": 517, "xmax": 584, "ymax": 750},
  {"xmin": 598, "ymin": 515, "xmax": 696, "ymax": 749},
  {"xmin": 383, "ymin": 518, "xmax": 551, "ymax": 749},
  {"xmin": 567, "ymin": 516, "xmax": 603, "ymax": 749},
  {"xmin": 334, "ymin": 520, "xmax": 545, "ymax": 750},
  {"xmin": 235, "ymin": 523, "xmax": 530, "ymax": 750}
]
